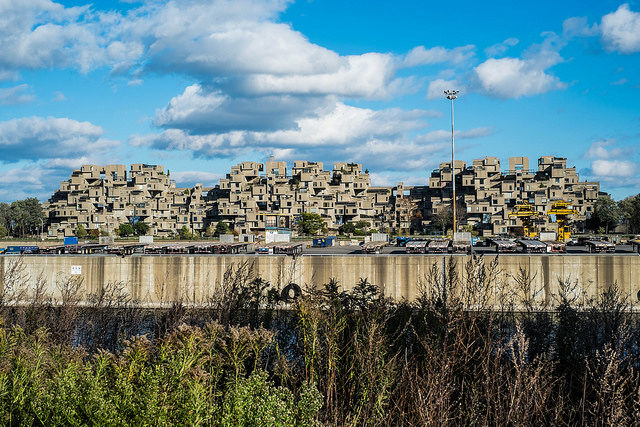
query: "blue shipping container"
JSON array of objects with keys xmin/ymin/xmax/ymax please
[
  {"xmin": 312, "ymin": 236, "xmax": 335, "ymax": 247},
  {"xmin": 5, "ymin": 246, "xmax": 40, "ymax": 254},
  {"xmin": 64, "ymin": 237, "xmax": 79, "ymax": 246}
]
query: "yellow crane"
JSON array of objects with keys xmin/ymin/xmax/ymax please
[
  {"xmin": 508, "ymin": 202, "xmax": 541, "ymax": 238},
  {"xmin": 547, "ymin": 200, "xmax": 578, "ymax": 242}
]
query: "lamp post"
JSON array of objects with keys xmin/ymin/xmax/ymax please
[{"xmin": 444, "ymin": 89, "xmax": 459, "ymax": 237}]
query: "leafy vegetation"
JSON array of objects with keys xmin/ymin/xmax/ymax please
[
  {"xmin": 0, "ymin": 198, "xmax": 45, "ymax": 238},
  {"xmin": 297, "ymin": 212, "xmax": 325, "ymax": 235},
  {"xmin": 118, "ymin": 223, "xmax": 134, "ymax": 237},
  {"xmin": 178, "ymin": 225, "xmax": 194, "ymax": 240},
  {"xmin": 339, "ymin": 220, "xmax": 370, "ymax": 236},
  {"xmin": 75, "ymin": 224, "xmax": 88, "ymax": 238},
  {"xmin": 1, "ymin": 257, "xmax": 640, "ymax": 424},
  {"xmin": 214, "ymin": 220, "xmax": 230, "ymax": 236},
  {"xmin": 134, "ymin": 221, "xmax": 150, "ymax": 236}
]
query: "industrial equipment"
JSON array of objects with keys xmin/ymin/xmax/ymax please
[
  {"xmin": 508, "ymin": 202, "xmax": 541, "ymax": 238},
  {"xmin": 491, "ymin": 239, "xmax": 517, "ymax": 253},
  {"xmin": 405, "ymin": 240, "xmax": 428, "ymax": 253},
  {"xmin": 516, "ymin": 239, "xmax": 547, "ymax": 254},
  {"xmin": 585, "ymin": 238, "xmax": 615, "ymax": 253},
  {"xmin": 547, "ymin": 200, "xmax": 578, "ymax": 242},
  {"xmin": 427, "ymin": 239, "xmax": 450, "ymax": 253},
  {"xmin": 395, "ymin": 236, "xmax": 412, "ymax": 247}
]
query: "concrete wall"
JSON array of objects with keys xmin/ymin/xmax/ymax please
[{"xmin": 1, "ymin": 255, "xmax": 639, "ymax": 308}]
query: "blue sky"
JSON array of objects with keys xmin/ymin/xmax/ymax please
[{"xmin": 0, "ymin": 0, "xmax": 639, "ymax": 201}]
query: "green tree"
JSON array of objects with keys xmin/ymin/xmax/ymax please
[
  {"xmin": 0, "ymin": 224, "xmax": 7, "ymax": 238},
  {"xmin": 0, "ymin": 198, "xmax": 44, "ymax": 237},
  {"xmin": 590, "ymin": 195, "xmax": 620, "ymax": 234},
  {"xmin": 215, "ymin": 220, "xmax": 230, "ymax": 236},
  {"xmin": 619, "ymin": 194, "xmax": 640, "ymax": 234},
  {"xmin": 204, "ymin": 225, "xmax": 215, "ymax": 238},
  {"xmin": 339, "ymin": 222, "xmax": 357, "ymax": 235},
  {"xmin": 355, "ymin": 220, "xmax": 370, "ymax": 229},
  {"xmin": 178, "ymin": 225, "xmax": 193, "ymax": 240},
  {"xmin": 75, "ymin": 224, "xmax": 88, "ymax": 238},
  {"xmin": 119, "ymin": 223, "xmax": 134, "ymax": 237},
  {"xmin": 134, "ymin": 221, "xmax": 150, "ymax": 236},
  {"xmin": 298, "ymin": 212, "xmax": 325, "ymax": 235},
  {"xmin": 89, "ymin": 228, "xmax": 100, "ymax": 239},
  {"xmin": 0, "ymin": 202, "xmax": 10, "ymax": 232}
]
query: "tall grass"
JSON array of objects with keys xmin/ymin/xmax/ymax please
[{"xmin": 1, "ymin": 255, "xmax": 640, "ymax": 425}]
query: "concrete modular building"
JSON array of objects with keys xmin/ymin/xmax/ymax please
[
  {"xmin": 208, "ymin": 158, "xmax": 413, "ymax": 235},
  {"xmin": 424, "ymin": 156, "xmax": 600, "ymax": 236},
  {"xmin": 44, "ymin": 164, "xmax": 209, "ymax": 238},
  {"xmin": 44, "ymin": 155, "xmax": 602, "ymax": 238}
]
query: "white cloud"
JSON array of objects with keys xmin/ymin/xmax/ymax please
[
  {"xmin": 169, "ymin": 170, "xmax": 223, "ymax": 187},
  {"xmin": 0, "ymin": 116, "xmax": 117, "ymax": 162},
  {"xmin": 154, "ymin": 83, "xmax": 333, "ymax": 132},
  {"xmin": 484, "ymin": 38, "xmax": 519, "ymax": 57},
  {"xmin": 238, "ymin": 53, "xmax": 400, "ymax": 99},
  {"xmin": 401, "ymin": 45, "xmax": 475, "ymax": 68},
  {"xmin": 585, "ymin": 139, "xmax": 634, "ymax": 160},
  {"xmin": 592, "ymin": 159, "xmax": 636, "ymax": 177},
  {"xmin": 473, "ymin": 32, "xmax": 568, "ymax": 99},
  {"xmin": 0, "ymin": 1, "xmax": 108, "ymax": 77},
  {"xmin": 256, "ymin": 103, "xmax": 430, "ymax": 146},
  {"xmin": 136, "ymin": 102, "xmax": 433, "ymax": 156},
  {"xmin": 473, "ymin": 57, "xmax": 565, "ymax": 98},
  {"xmin": 0, "ymin": 163, "xmax": 69, "ymax": 201},
  {"xmin": 601, "ymin": 4, "xmax": 640, "ymax": 54},
  {"xmin": 562, "ymin": 16, "xmax": 599, "ymax": 38},
  {"xmin": 0, "ymin": 84, "xmax": 35, "ymax": 105}
]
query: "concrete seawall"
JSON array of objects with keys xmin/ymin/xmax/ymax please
[{"xmin": 1, "ymin": 254, "xmax": 639, "ymax": 307}]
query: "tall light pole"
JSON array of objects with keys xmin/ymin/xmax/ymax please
[{"xmin": 444, "ymin": 89, "xmax": 459, "ymax": 237}]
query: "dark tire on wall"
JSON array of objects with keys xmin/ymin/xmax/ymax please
[{"xmin": 281, "ymin": 283, "xmax": 302, "ymax": 301}]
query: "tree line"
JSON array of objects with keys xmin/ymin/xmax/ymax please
[
  {"xmin": 0, "ymin": 198, "xmax": 45, "ymax": 238},
  {"xmin": 589, "ymin": 193, "xmax": 640, "ymax": 234}
]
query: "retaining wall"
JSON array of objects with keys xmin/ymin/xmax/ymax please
[{"xmin": 1, "ymin": 255, "xmax": 639, "ymax": 307}]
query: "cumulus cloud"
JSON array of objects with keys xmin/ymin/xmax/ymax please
[
  {"xmin": 0, "ymin": 163, "xmax": 72, "ymax": 201},
  {"xmin": 136, "ymin": 102, "xmax": 433, "ymax": 156},
  {"xmin": 0, "ymin": 1, "xmax": 117, "ymax": 77},
  {"xmin": 169, "ymin": 170, "xmax": 223, "ymax": 187},
  {"xmin": 154, "ymin": 83, "xmax": 333, "ymax": 133},
  {"xmin": 401, "ymin": 45, "xmax": 475, "ymax": 68},
  {"xmin": 473, "ymin": 32, "xmax": 568, "ymax": 99},
  {"xmin": 582, "ymin": 138, "xmax": 639, "ymax": 189},
  {"xmin": 0, "ymin": 84, "xmax": 35, "ymax": 105},
  {"xmin": 0, "ymin": 116, "xmax": 117, "ymax": 162},
  {"xmin": 484, "ymin": 38, "xmax": 519, "ymax": 57},
  {"xmin": 473, "ymin": 57, "xmax": 565, "ymax": 98},
  {"xmin": 585, "ymin": 139, "xmax": 635, "ymax": 160},
  {"xmin": 591, "ymin": 159, "xmax": 636, "ymax": 177},
  {"xmin": 1, "ymin": 0, "xmax": 402, "ymax": 100},
  {"xmin": 601, "ymin": 4, "xmax": 640, "ymax": 54}
]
